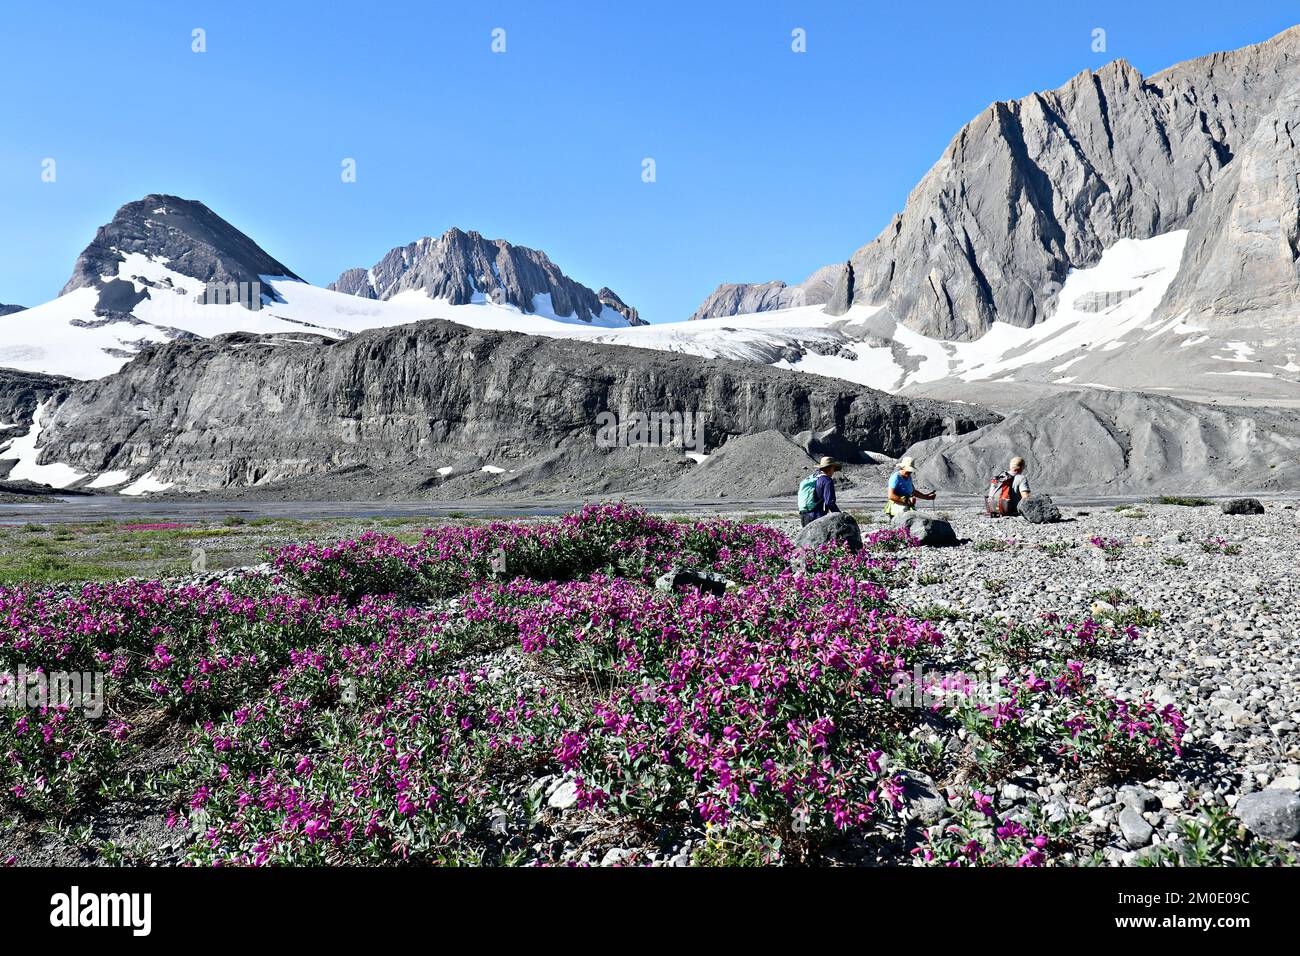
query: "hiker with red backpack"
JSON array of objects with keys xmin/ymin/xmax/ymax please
[
  {"xmin": 986, "ymin": 456, "xmax": 1033, "ymax": 517},
  {"xmin": 885, "ymin": 456, "xmax": 937, "ymax": 518},
  {"xmin": 797, "ymin": 456, "xmax": 842, "ymax": 526}
]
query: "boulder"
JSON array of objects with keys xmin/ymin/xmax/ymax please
[
  {"xmin": 1118, "ymin": 785, "xmax": 1160, "ymax": 812},
  {"xmin": 654, "ymin": 568, "xmax": 730, "ymax": 597},
  {"xmin": 1018, "ymin": 494, "xmax": 1062, "ymax": 524},
  {"xmin": 792, "ymin": 512, "xmax": 863, "ymax": 553},
  {"xmin": 1118, "ymin": 806, "xmax": 1154, "ymax": 847},
  {"xmin": 896, "ymin": 769, "xmax": 947, "ymax": 825},
  {"xmin": 892, "ymin": 512, "xmax": 959, "ymax": 547},
  {"xmin": 1221, "ymin": 497, "xmax": 1264, "ymax": 515},
  {"xmin": 1234, "ymin": 790, "xmax": 1300, "ymax": 840}
]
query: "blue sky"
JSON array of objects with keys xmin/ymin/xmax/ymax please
[{"xmin": 0, "ymin": 1, "xmax": 1295, "ymax": 321}]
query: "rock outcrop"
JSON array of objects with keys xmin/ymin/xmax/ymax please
[
  {"xmin": 32, "ymin": 319, "xmax": 996, "ymax": 491},
  {"xmin": 0, "ymin": 304, "xmax": 24, "ymax": 317},
  {"xmin": 329, "ymin": 228, "xmax": 645, "ymax": 325},
  {"xmin": 1155, "ymin": 81, "xmax": 1300, "ymax": 327},
  {"xmin": 822, "ymin": 26, "xmax": 1300, "ymax": 341},
  {"xmin": 0, "ymin": 368, "xmax": 74, "ymax": 432}
]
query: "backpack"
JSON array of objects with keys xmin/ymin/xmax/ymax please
[
  {"xmin": 985, "ymin": 472, "xmax": 1015, "ymax": 517},
  {"xmin": 798, "ymin": 472, "xmax": 821, "ymax": 512}
]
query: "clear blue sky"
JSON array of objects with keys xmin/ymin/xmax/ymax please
[{"xmin": 0, "ymin": 1, "xmax": 1295, "ymax": 321}]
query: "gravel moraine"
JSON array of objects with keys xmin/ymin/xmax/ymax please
[{"xmin": 764, "ymin": 501, "xmax": 1300, "ymax": 864}]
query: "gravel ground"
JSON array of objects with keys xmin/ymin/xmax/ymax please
[{"xmin": 777, "ymin": 500, "xmax": 1300, "ymax": 864}]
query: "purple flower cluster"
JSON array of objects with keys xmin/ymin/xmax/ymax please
[{"xmin": 0, "ymin": 505, "xmax": 1188, "ymax": 866}]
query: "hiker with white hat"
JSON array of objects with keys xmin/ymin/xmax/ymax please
[
  {"xmin": 796, "ymin": 456, "xmax": 842, "ymax": 527},
  {"xmin": 885, "ymin": 456, "xmax": 936, "ymax": 518}
]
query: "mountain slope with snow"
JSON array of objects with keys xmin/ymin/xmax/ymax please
[
  {"xmin": 682, "ymin": 25, "xmax": 1300, "ymax": 374},
  {"xmin": 554, "ymin": 231, "xmax": 1300, "ymax": 407},
  {"xmin": 0, "ymin": 197, "xmax": 645, "ymax": 381}
]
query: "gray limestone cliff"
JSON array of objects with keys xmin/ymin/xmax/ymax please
[
  {"xmin": 807, "ymin": 26, "xmax": 1300, "ymax": 340},
  {"xmin": 34, "ymin": 319, "xmax": 995, "ymax": 490}
]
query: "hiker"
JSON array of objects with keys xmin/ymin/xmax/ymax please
[
  {"xmin": 797, "ymin": 456, "xmax": 842, "ymax": 526},
  {"xmin": 986, "ymin": 455, "xmax": 1032, "ymax": 516},
  {"xmin": 886, "ymin": 456, "xmax": 936, "ymax": 517}
]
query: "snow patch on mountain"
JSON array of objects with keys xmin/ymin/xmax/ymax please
[
  {"xmin": 0, "ymin": 400, "xmax": 89, "ymax": 487},
  {"xmin": 1, "ymin": 254, "xmax": 640, "ymax": 381}
]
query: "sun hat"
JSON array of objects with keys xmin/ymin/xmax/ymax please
[
  {"xmin": 898, "ymin": 456, "xmax": 917, "ymax": 474},
  {"xmin": 816, "ymin": 456, "xmax": 840, "ymax": 470}
]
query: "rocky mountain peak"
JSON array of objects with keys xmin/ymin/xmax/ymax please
[
  {"xmin": 328, "ymin": 227, "xmax": 645, "ymax": 325},
  {"xmin": 60, "ymin": 194, "xmax": 299, "ymax": 313},
  {"xmin": 817, "ymin": 25, "xmax": 1300, "ymax": 341}
]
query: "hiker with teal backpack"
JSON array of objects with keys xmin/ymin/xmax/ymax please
[
  {"xmin": 797, "ymin": 457, "xmax": 842, "ymax": 526},
  {"xmin": 885, "ymin": 456, "xmax": 936, "ymax": 518}
]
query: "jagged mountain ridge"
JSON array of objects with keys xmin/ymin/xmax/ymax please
[
  {"xmin": 0, "ymin": 304, "xmax": 24, "ymax": 317},
  {"xmin": 0, "ymin": 196, "xmax": 646, "ymax": 381},
  {"xmin": 329, "ymin": 228, "xmax": 645, "ymax": 326}
]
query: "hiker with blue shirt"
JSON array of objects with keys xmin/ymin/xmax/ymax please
[
  {"xmin": 797, "ymin": 456, "xmax": 842, "ymax": 526},
  {"xmin": 885, "ymin": 456, "xmax": 936, "ymax": 518}
]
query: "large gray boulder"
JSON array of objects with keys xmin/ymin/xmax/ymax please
[
  {"xmin": 892, "ymin": 512, "xmax": 959, "ymax": 547},
  {"xmin": 793, "ymin": 512, "xmax": 863, "ymax": 553},
  {"xmin": 1019, "ymin": 494, "xmax": 1062, "ymax": 524},
  {"xmin": 1234, "ymin": 790, "xmax": 1300, "ymax": 841},
  {"xmin": 1221, "ymin": 498, "xmax": 1265, "ymax": 515},
  {"xmin": 654, "ymin": 568, "xmax": 730, "ymax": 597}
]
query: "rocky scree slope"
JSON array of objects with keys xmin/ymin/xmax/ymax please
[{"xmin": 905, "ymin": 388, "xmax": 1300, "ymax": 493}]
